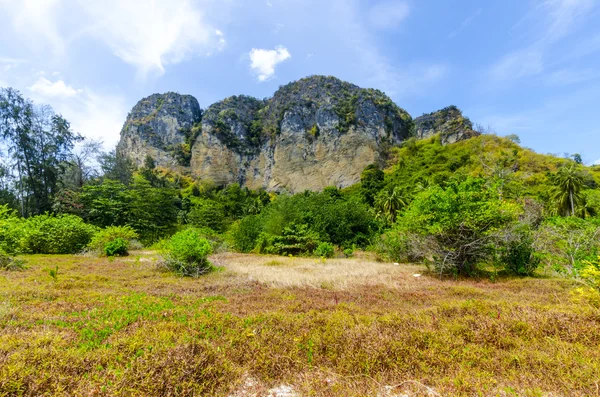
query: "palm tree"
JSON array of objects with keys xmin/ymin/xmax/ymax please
[
  {"xmin": 375, "ymin": 186, "xmax": 407, "ymax": 224},
  {"xmin": 553, "ymin": 164, "xmax": 584, "ymax": 217}
]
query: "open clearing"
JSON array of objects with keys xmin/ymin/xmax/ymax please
[{"xmin": 1, "ymin": 252, "xmax": 599, "ymax": 396}]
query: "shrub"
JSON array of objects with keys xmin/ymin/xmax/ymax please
[
  {"xmin": 0, "ymin": 249, "xmax": 26, "ymax": 271},
  {"xmin": 187, "ymin": 199, "xmax": 227, "ymax": 232},
  {"xmin": 0, "ymin": 205, "xmax": 26, "ymax": 254},
  {"xmin": 254, "ymin": 224, "xmax": 320, "ymax": 256},
  {"xmin": 498, "ymin": 226, "xmax": 540, "ymax": 276},
  {"xmin": 104, "ymin": 238, "xmax": 129, "ymax": 257},
  {"xmin": 315, "ymin": 242, "xmax": 334, "ymax": 258},
  {"xmin": 397, "ymin": 177, "xmax": 519, "ymax": 276},
  {"xmin": 163, "ymin": 229, "xmax": 213, "ymax": 277},
  {"xmin": 88, "ymin": 226, "xmax": 139, "ymax": 254},
  {"xmin": 229, "ymin": 215, "xmax": 263, "ymax": 253},
  {"xmin": 534, "ymin": 217, "xmax": 600, "ymax": 276},
  {"xmin": 343, "ymin": 248, "xmax": 354, "ymax": 258},
  {"xmin": 21, "ymin": 215, "xmax": 99, "ymax": 254}
]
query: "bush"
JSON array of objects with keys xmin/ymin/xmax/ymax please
[
  {"xmin": 21, "ymin": 215, "xmax": 99, "ymax": 254},
  {"xmin": 0, "ymin": 205, "xmax": 26, "ymax": 254},
  {"xmin": 498, "ymin": 226, "xmax": 540, "ymax": 276},
  {"xmin": 187, "ymin": 199, "xmax": 227, "ymax": 232},
  {"xmin": 88, "ymin": 226, "xmax": 139, "ymax": 254},
  {"xmin": 397, "ymin": 177, "xmax": 519, "ymax": 276},
  {"xmin": 163, "ymin": 229, "xmax": 213, "ymax": 277},
  {"xmin": 534, "ymin": 217, "xmax": 600, "ymax": 276},
  {"xmin": 229, "ymin": 215, "xmax": 262, "ymax": 253},
  {"xmin": 254, "ymin": 224, "xmax": 320, "ymax": 256},
  {"xmin": 343, "ymin": 248, "xmax": 354, "ymax": 258},
  {"xmin": 315, "ymin": 242, "xmax": 334, "ymax": 258},
  {"xmin": 104, "ymin": 238, "xmax": 129, "ymax": 257},
  {"xmin": 0, "ymin": 249, "xmax": 26, "ymax": 271}
]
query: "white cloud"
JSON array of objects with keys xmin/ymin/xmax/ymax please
[
  {"xmin": 367, "ymin": 1, "xmax": 410, "ymax": 30},
  {"xmin": 29, "ymin": 77, "xmax": 81, "ymax": 98},
  {"xmin": 249, "ymin": 46, "xmax": 291, "ymax": 81},
  {"xmin": 490, "ymin": 50, "xmax": 544, "ymax": 80},
  {"xmin": 77, "ymin": 0, "xmax": 220, "ymax": 76},
  {"xmin": 7, "ymin": 0, "xmax": 65, "ymax": 56},
  {"xmin": 2, "ymin": 0, "xmax": 225, "ymax": 76},
  {"xmin": 28, "ymin": 77, "xmax": 126, "ymax": 148}
]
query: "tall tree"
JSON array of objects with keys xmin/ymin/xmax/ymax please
[
  {"xmin": 0, "ymin": 88, "xmax": 81, "ymax": 215},
  {"xmin": 375, "ymin": 186, "xmax": 406, "ymax": 224},
  {"xmin": 553, "ymin": 164, "xmax": 585, "ymax": 217}
]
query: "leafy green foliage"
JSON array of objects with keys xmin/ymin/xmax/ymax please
[
  {"xmin": 79, "ymin": 177, "xmax": 179, "ymax": 245},
  {"xmin": 552, "ymin": 164, "xmax": 585, "ymax": 217},
  {"xmin": 360, "ymin": 164, "xmax": 384, "ymax": 206},
  {"xmin": 88, "ymin": 225, "xmax": 139, "ymax": 254},
  {"xmin": 21, "ymin": 214, "xmax": 99, "ymax": 254},
  {"xmin": 395, "ymin": 177, "xmax": 519, "ymax": 275},
  {"xmin": 232, "ymin": 190, "xmax": 378, "ymax": 254},
  {"xmin": 104, "ymin": 238, "xmax": 129, "ymax": 257},
  {"xmin": 534, "ymin": 217, "xmax": 600, "ymax": 276},
  {"xmin": 255, "ymin": 224, "xmax": 321, "ymax": 256},
  {"xmin": 498, "ymin": 226, "xmax": 540, "ymax": 276},
  {"xmin": 0, "ymin": 88, "xmax": 82, "ymax": 216},
  {"xmin": 0, "ymin": 249, "xmax": 25, "ymax": 271},
  {"xmin": 187, "ymin": 198, "xmax": 226, "ymax": 232},
  {"xmin": 314, "ymin": 242, "xmax": 334, "ymax": 258},
  {"xmin": 343, "ymin": 248, "xmax": 354, "ymax": 258},
  {"xmin": 163, "ymin": 229, "xmax": 213, "ymax": 277}
]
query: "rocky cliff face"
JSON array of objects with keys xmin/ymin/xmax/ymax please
[
  {"xmin": 116, "ymin": 93, "xmax": 202, "ymax": 170},
  {"xmin": 117, "ymin": 76, "xmax": 474, "ymax": 192},
  {"xmin": 414, "ymin": 106, "xmax": 479, "ymax": 144}
]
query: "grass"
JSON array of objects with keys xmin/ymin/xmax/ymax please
[{"xmin": 0, "ymin": 252, "xmax": 599, "ymax": 396}]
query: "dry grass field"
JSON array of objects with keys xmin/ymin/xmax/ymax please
[{"xmin": 1, "ymin": 251, "xmax": 599, "ymax": 396}]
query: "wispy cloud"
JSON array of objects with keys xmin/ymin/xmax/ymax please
[
  {"xmin": 367, "ymin": 1, "xmax": 410, "ymax": 30},
  {"xmin": 546, "ymin": 68, "xmax": 600, "ymax": 85},
  {"xmin": 448, "ymin": 8, "xmax": 482, "ymax": 39},
  {"xmin": 249, "ymin": 46, "xmax": 291, "ymax": 82},
  {"xmin": 330, "ymin": 0, "xmax": 447, "ymax": 98},
  {"xmin": 489, "ymin": 0, "xmax": 597, "ymax": 82},
  {"xmin": 490, "ymin": 49, "xmax": 544, "ymax": 80}
]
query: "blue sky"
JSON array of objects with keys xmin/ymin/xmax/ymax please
[{"xmin": 1, "ymin": 0, "xmax": 600, "ymax": 163}]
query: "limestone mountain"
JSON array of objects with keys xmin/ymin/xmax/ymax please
[{"xmin": 117, "ymin": 76, "xmax": 477, "ymax": 192}]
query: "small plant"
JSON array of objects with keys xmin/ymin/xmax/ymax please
[
  {"xmin": 48, "ymin": 266, "xmax": 59, "ymax": 281},
  {"xmin": 314, "ymin": 242, "xmax": 334, "ymax": 258},
  {"xmin": 500, "ymin": 230, "xmax": 540, "ymax": 276},
  {"xmin": 162, "ymin": 229, "xmax": 213, "ymax": 277},
  {"xmin": 343, "ymin": 248, "xmax": 354, "ymax": 258},
  {"xmin": 104, "ymin": 238, "xmax": 129, "ymax": 257},
  {"xmin": 89, "ymin": 226, "xmax": 139, "ymax": 255},
  {"xmin": 0, "ymin": 250, "xmax": 26, "ymax": 271}
]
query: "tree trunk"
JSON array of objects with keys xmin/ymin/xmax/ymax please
[{"xmin": 570, "ymin": 189, "xmax": 575, "ymax": 217}]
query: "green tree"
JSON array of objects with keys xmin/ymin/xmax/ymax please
[
  {"xmin": 374, "ymin": 186, "xmax": 406, "ymax": 224},
  {"xmin": 553, "ymin": 164, "xmax": 585, "ymax": 217},
  {"xmin": 398, "ymin": 177, "xmax": 519, "ymax": 275},
  {"xmin": 360, "ymin": 164, "xmax": 384, "ymax": 206},
  {"xmin": 0, "ymin": 88, "xmax": 81, "ymax": 216}
]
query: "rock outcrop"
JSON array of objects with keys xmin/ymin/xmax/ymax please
[
  {"xmin": 117, "ymin": 76, "xmax": 476, "ymax": 192},
  {"xmin": 414, "ymin": 106, "xmax": 479, "ymax": 144},
  {"xmin": 116, "ymin": 93, "xmax": 202, "ymax": 171}
]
